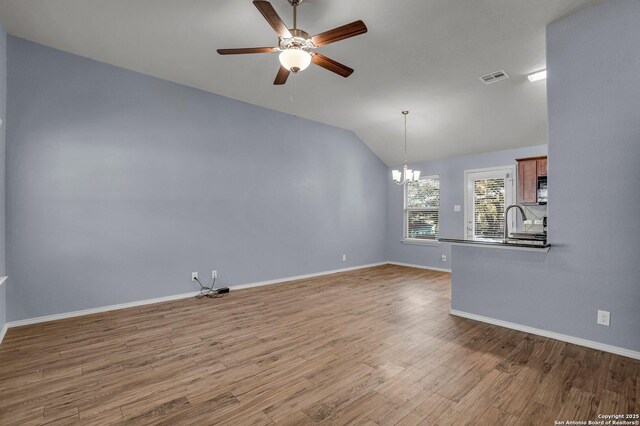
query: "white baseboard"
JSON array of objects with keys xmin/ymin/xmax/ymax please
[
  {"xmin": 230, "ymin": 262, "xmax": 387, "ymax": 290},
  {"xmin": 7, "ymin": 291, "xmax": 201, "ymax": 328},
  {"xmin": 450, "ymin": 309, "xmax": 640, "ymax": 361},
  {"xmin": 387, "ymin": 261, "xmax": 451, "ymax": 273},
  {"xmin": 6, "ymin": 262, "xmax": 387, "ymax": 329},
  {"xmin": 8, "ymin": 265, "xmax": 637, "ymax": 362},
  {"xmin": 0, "ymin": 324, "xmax": 7, "ymax": 346}
]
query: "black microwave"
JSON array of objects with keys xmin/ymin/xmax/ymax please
[{"xmin": 537, "ymin": 176, "xmax": 548, "ymax": 205}]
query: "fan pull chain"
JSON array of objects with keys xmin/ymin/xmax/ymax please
[{"xmin": 290, "ymin": 73, "xmax": 297, "ymax": 104}]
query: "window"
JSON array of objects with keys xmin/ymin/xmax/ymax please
[
  {"xmin": 464, "ymin": 167, "xmax": 515, "ymax": 240},
  {"xmin": 404, "ymin": 175, "xmax": 439, "ymax": 241}
]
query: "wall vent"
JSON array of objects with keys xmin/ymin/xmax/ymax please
[{"xmin": 479, "ymin": 70, "xmax": 509, "ymax": 84}]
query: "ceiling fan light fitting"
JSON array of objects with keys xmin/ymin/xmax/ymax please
[
  {"xmin": 217, "ymin": 1, "xmax": 366, "ymax": 84},
  {"xmin": 279, "ymin": 49, "xmax": 311, "ymax": 73}
]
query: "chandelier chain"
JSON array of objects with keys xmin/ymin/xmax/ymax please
[{"xmin": 404, "ymin": 111, "xmax": 408, "ymax": 164}]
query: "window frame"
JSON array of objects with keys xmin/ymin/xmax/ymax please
[
  {"xmin": 463, "ymin": 166, "xmax": 516, "ymax": 241},
  {"xmin": 402, "ymin": 174, "xmax": 440, "ymax": 245}
]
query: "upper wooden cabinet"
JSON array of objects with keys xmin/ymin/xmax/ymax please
[
  {"xmin": 516, "ymin": 156, "xmax": 547, "ymax": 204},
  {"xmin": 536, "ymin": 158, "xmax": 547, "ymax": 177}
]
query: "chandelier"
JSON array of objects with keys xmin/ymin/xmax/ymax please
[{"xmin": 392, "ymin": 111, "xmax": 421, "ymax": 185}]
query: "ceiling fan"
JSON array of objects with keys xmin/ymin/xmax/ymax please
[{"xmin": 217, "ymin": 0, "xmax": 367, "ymax": 85}]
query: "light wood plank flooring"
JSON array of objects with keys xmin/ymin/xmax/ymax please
[{"xmin": 0, "ymin": 265, "xmax": 638, "ymax": 425}]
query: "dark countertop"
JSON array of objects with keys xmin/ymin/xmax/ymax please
[{"xmin": 439, "ymin": 237, "xmax": 551, "ymax": 251}]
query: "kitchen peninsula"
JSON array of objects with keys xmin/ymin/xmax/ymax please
[{"xmin": 439, "ymin": 237, "xmax": 550, "ymax": 252}]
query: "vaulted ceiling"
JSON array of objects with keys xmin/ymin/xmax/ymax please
[{"xmin": 0, "ymin": 0, "xmax": 601, "ymax": 165}]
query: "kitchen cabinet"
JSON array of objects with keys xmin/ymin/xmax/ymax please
[
  {"xmin": 537, "ymin": 158, "xmax": 547, "ymax": 176},
  {"xmin": 516, "ymin": 156, "xmax": 547, "ymax": 204}
]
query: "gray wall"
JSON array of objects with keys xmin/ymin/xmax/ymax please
[
  {"xmin": 0, "ymin": 283, "xmax": 5, "ymax": 334},
  {"xmin": 5, "ymin": 37, "xmax": 388, "ymax": 321},
  {"xmin": 386, "ymin": 144, "xmax": 547, "ymax": 269},
  {"xmin": 451, "ymin": 0, "xmax": 640, "ymax": 352},
  {"xmin": 0, "ymin": 23, "xmax": 6, "ymax": 332}
]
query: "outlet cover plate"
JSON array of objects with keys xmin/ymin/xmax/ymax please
[{"xmin": 597, "ymin": 310, "xmax": 610, "ymax": 326}]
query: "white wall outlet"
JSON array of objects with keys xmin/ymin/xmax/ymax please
[
  {"xmin": 597, "ymin": 310, "xmax": 610, "ymax": 326},
  {"xmin": 454, "ymin": 205, "xmax": 461, "ymax": 212},
  {"xmin": 534, "ymin": 219, "xmax": 543, "ymax": 225},
  {"xmin": 212, "ymin": 270, "xmax": 218, "ymax": 279},
  {"xmin": 441, "ymin": 255, "xmax": 447, "ymax": 262},
  {"xmin": 191, "ymin": 272, "xmax": 198, "ymax": 282},
  {"xmin": 342, "ymin": 254, "xmax": 347, "ymax": 262}
]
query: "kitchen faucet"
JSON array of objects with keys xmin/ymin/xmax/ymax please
[{"xmin": 504, "ymin": 204, "xmax": 527, "ymax": 241}]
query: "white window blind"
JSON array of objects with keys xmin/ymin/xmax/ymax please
[
  {"xmin": 404, "ymin": 175, "xmax": 439, "ymax": 240},
  {"xmin": 465, "ymin": 167, "xmax": 515, "ymax": 240},
  {"xmin": 472, "ymin": 178, "xmax": 506, "ymax": 238}
]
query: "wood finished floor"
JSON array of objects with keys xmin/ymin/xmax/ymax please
[{"xmin": 0, "ymin": 265, "xmax": 638, "ymax": 425}]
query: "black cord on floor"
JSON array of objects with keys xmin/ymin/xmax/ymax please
[{"xmin": 194, "ymin": 277, "xmax": 223, "ymax": 299}]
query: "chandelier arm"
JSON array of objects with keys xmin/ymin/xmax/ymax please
[{"xmin": 393, "ymin": 161, "xmax": 408, "ymax": 185}]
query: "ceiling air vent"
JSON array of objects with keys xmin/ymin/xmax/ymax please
[{"xmin": 479, "ymin": 70, "xmax": 509, "ymax": 84}]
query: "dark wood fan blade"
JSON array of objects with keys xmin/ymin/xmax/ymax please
[
  {"xmin": 274, "ymin": 66, "xmax": 290, "ymax": 85},
  {"xmin": 311, "ymin": 53, "xmax": 354, "ymax": 78},
  {"xmin": 312, "ymin": 20, "xmax": 367, "ymax": 47},
  {"xmin": 217, "ymin": 47, "xmax": 275, "ymax": 55},
  {"xmin": 253, "ymin": 1, "xmax": 292, "ymax": 39}
]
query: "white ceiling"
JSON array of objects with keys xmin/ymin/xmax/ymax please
[{"xmin": 0, "ymin": 0, "xmax": 601, "ymax": 166}]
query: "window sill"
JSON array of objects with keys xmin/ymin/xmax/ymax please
[{"xmin": 402, "ymin": 239, "xmax": 440, "ymax": 247}]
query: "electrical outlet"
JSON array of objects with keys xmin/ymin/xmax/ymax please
[
  {"xmin": 534, "ymin": 219, "xmax": 543, "ymax": 225},
  {"xmin": 342, "ymin": 254, "xmax": 347, "ymax": 262},
  {"xmin": 212, "ymin": 270, "xmax": 218, "ymax": 279},
  {"xmin": 454, "ymin": 205, "xmax": 461, "ymax": 212},
  {"xmin": 191, "ymin": 272, "xmax": 198, "ymax": 282},
  {"xmin": 597, "ymin": 310, "xmax": 610, "ymax": 326},
  {"xmin": 441, "ymin": 255, "xmax": 447, "ymax": 262}
]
